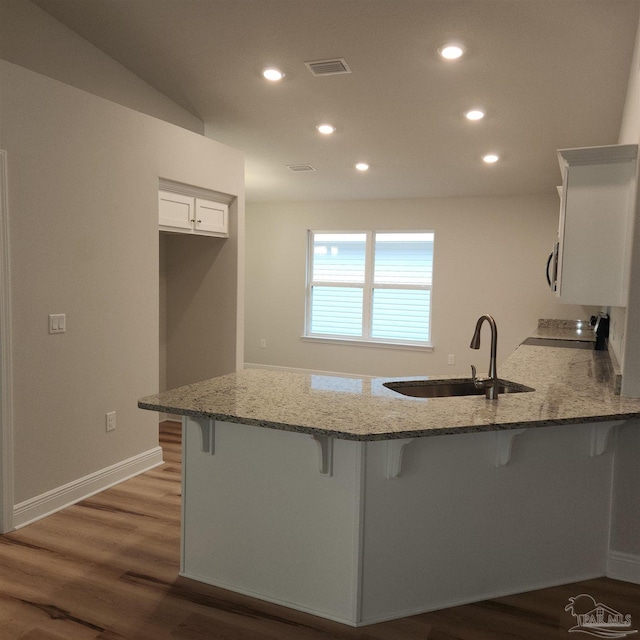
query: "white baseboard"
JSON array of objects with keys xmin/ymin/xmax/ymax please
[
  {"xmin": 179, "ymin": 570, "xmax": 360, "ymax": 626},
  {"xmin": 179, "ymin": 569, "xmax": 606, "ymax": 627},
  {"xmin": 243, "ymin": 362, "xmax": 374, "ymax": 378},
  {"xmin": 608, "ymin": 550, "xmax": 640, "ymax": 584},
  {"xmin": 12, "ymin": 446, "xmax": 164, "ymax": 530}
]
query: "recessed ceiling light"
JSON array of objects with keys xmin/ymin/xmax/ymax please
[
  {"xmin": 262, "ymin": 67, "xmax": 285, "ymax": 81},
  {"xmin": 439, "ymin": 43, "xmax": 465, "ymax": 60},
  {"xmin": 465, "ymin": 109, "xmax": 485, "ymax": 121},
  {"xmin": 483, "ymin": 153, "xmax": 500, "ymax": 164},
  {"xmin": 355, "ymin": 162, "xmax": 369, "ymax": 171},
  {"xmin": 316, "ymin": 124, "xmax": 336, "ymax": 135}
]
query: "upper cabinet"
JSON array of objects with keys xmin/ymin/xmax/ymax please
[
  {"xmin": 159, "ymin": 189, "xmax": 229, "ymax": 237},
  {"xmin": 555, "ymin": 144, "xmax": 638, "ymax": 307}
]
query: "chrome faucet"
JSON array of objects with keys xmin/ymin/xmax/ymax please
[{"xmin": 470, "ymin": 314, "xmax": 500, "ymax": 400}]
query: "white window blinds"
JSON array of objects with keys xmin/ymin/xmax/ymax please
[{"xmin": 306, "ymin": 231, "xmax": 434, "ymax": 345}]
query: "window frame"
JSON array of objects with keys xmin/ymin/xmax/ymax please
[{"xmin": 304, "ymin": 230, "xmax": 434, "ymax": 350}]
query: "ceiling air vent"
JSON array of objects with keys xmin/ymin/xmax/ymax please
[
  {"xmin": 287, "ymin": 164, "xmax": 317, "ymax": 172},
  {"xmin": 305, "ymin": 58, "xmax": 351, "ymax": 76}
]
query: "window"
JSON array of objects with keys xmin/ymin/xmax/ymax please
[{"xmin": 305, "ymin": 231, "xmax": 434, "ymax": 346}]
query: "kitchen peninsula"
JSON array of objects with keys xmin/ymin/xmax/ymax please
[{"xmin": 139, "ymin": 336, "xmax": 640, "ymax": 626}]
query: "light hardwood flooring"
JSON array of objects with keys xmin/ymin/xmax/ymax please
[{"xmin": 1, "ymin": 421, "xmax": 639, "ymax": 639}]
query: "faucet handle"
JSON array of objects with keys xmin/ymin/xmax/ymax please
[{"xmin": 471, "ymin": 364, "xmax": 489, "ymax": 390}]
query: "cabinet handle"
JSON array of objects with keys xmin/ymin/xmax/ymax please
[
  {"xmin": 197, "ymin": 220, "xmax": 202, "ymax": 224},
  {"xmin": 546, "ymin": 252, "xmax": 553, "ymax": 286}
]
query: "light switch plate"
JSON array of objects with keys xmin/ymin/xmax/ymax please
[{"xmin": 48, "ymin": 313, "xmax": 66, "ymax": 334}]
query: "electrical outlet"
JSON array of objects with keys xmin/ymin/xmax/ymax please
[
  {"xmin": 260, "ymin": 338, "xmax": 267, "ymax": 349},
  {"xmin": 448, "ymin": 354, "xmax": 455, "ymax": 365},
  {"xmin": 106, "ymin": 411, "xmax": 116, "ymax": 432}
]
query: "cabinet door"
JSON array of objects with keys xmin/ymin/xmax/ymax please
[
  {"xmin": 194, "ymin": 198, "xmax": 228, "ymax": 237},
  {"xmin": 159, "ymin": 191, "xmax": 194, "ymax": 232},
  {"xmin": 558, "ymin": 162, "xmax": 633, "ymax": 306},
  {"xmin": 556, "ymin": 144, "xmax": 637, "ymax": 307}
]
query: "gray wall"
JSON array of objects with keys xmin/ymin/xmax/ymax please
[
  {"xmin": 612, "ymin": 15, "xmax": 640, "ymax": 396},
  {"xmin": 245, "ymin": 196, "xmax": 596, "ymax": 377},
  {"xmin": 0, "ymin": 0, "xmax": 203, "ymax": 135},
  {"xmin": 1, "ymin": 61, "xmax": 243, "ymax": 505},
  {"xmin": 610, "ymin": 16, "xmax": 640, "ymax": 559},
  {"xmin": 163, "ymin": 211, "xmax": 244, "ymax": 390}
]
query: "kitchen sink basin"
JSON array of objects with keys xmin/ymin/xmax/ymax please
[
  {"xmin": 383, "ymin": 378, "xmax": 535, "ymax": 398},
  {"xmin": 521, "ymin": 337, "xmax": 595, "ymax": 350}
]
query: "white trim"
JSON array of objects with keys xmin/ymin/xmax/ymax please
[
  {"xmin": 12, "ymin": 446, "xmax": 164, "ymax": 529},
  {"xmin": 243, "ymin": 362, "xmax": 375, "ymax": 378},
  {"xmin": 179, "ymin": 569, "xmax": 362, "ymax": 626},
  {"xmin": 608, "ymin": 550, "xmax": 640, "ymax": 584},
  {"xmin": 363, "ymin": 230, "xmax": 374, "ymax": 339},
  {"xmin": 354, "ymin": 572, "xmax": 607, "ymax": 626},
  {"xmin": 180, "ymin": 417, "xmax": 187, "ymax": 574},
  {"xmin": 300, "ymin": 336, "xmax": 434, "ymax": 351},
  {"xmin": 158, "ymin": 177, "xmax": 235, "ymax": 206},
  {"xmin": 178, "ymin": 569, "xmax": 605, "ymax": 627},
  {"xmin": 0, "ymin": 149, "xmax": 14, "ymax": 534},
  {"xmin": 352, "ymin": 442, "xmax": 366, "ymax": 623},
  {"xmin": 306, "ymin": 230, "xmax": 434, "ymax": 346}
]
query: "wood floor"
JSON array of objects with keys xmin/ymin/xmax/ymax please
[{"xmin": 1, "ymin": 422, "xmax": 639, "ymax": 640}]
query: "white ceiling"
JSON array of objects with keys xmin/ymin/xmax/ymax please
[{"xmin": 32, "ymin": 0, "xmax": 640, "ymax": 203}]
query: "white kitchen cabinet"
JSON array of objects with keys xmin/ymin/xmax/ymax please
[
  {"xmin": 178, "ymin": 416, "xmax": 614, "ymax": 626},
  {"xmin": 554, "ymin": 144, "xmax": 637, "ymax": 306},
  {"xmin": 159, "ymin": 190, "xmax": 228, "ymax": 237}
]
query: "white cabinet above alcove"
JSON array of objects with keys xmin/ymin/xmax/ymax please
[{"xmin": 159, "ymin": 179, "xmax": 233, "ymax": 238}]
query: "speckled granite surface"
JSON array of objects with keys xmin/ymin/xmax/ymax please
[
  {"xmin": 139, "ymin": 340, "xmax": 640, "ymax": 441},
  {"xmin": 531, "ymin": 318, "xmax": 595, "ymax": 342}
]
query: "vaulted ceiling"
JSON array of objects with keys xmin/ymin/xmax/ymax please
[{"xmin": 32, "ymin": 0, "xmax": 640, "ymax": 202}]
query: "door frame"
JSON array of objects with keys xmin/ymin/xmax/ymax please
[{"xmin": 0, "ymin": 149, "xmax": 14, "ymax": 533}]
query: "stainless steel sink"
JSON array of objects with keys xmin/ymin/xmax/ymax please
[
  {"xmin": 383, "ymin": 378, "xmax": 534, "ymax": 398},
  {"xmin": 521, "ymin": 337, "xmax": 594, "ymax": 350}
]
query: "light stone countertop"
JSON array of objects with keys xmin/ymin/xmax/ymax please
[
  {"xmin": 530, "ymin": 318, "xmax": 596, "ymax": 342},
  {"xmin": 139, "ymin": 341, "xmax": 640, "ymax": 441}
]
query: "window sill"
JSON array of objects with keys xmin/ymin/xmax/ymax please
[{"xmin": 301, "ymin": 335, "xmax": 434, "ymax": 352}]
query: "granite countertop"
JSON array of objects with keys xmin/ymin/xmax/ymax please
[
  {"xmin": 530, "ymin": 318, "xmax": 596, "ymax": 342},
  {"xmin": 139, "ymin": 332, "xmax": 640, "ymax": 441}
]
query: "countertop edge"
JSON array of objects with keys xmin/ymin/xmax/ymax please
[
  {"xmin": 138, "ymin": 399, "xmax": 640, "ymax": 441},
  {"xmin": 139, "ymin": 320, "xmax": 640, "ymax": 441}
]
